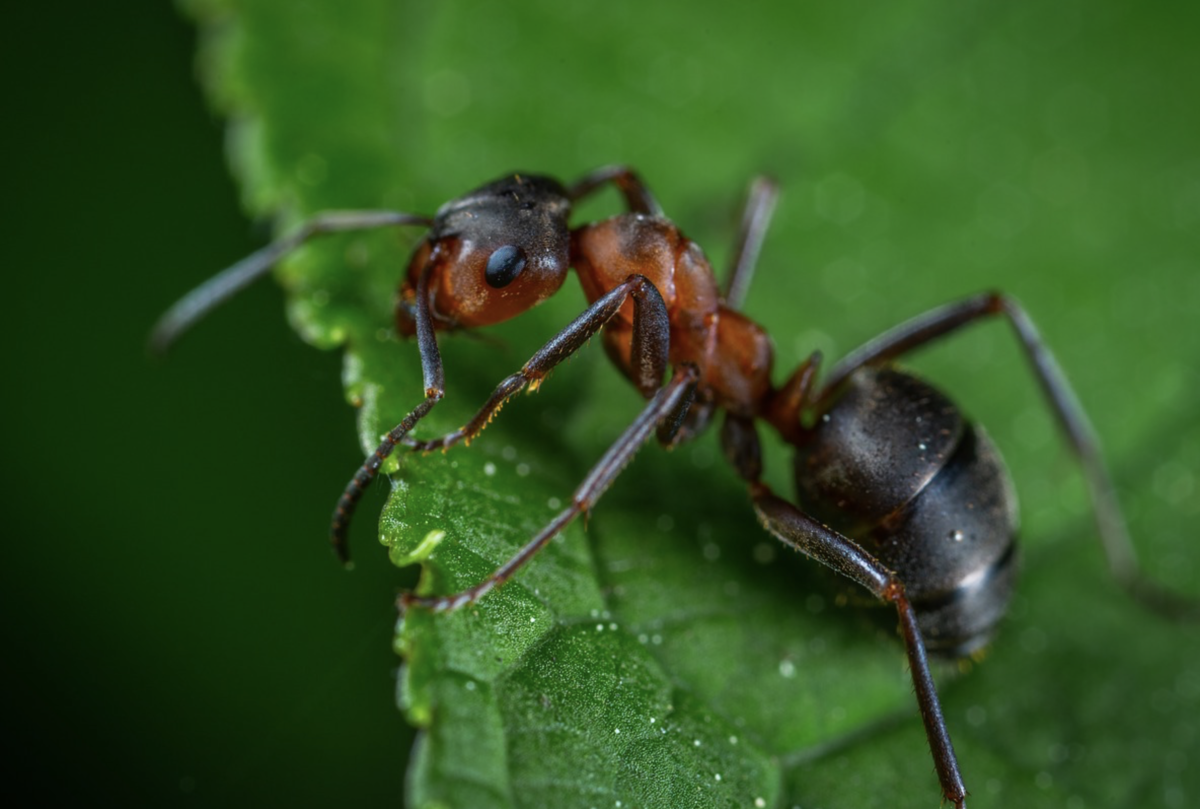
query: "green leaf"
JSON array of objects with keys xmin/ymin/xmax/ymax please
[{"xmin": 183, "ymin": 1, "xmax": 1200, "ymax": 807}]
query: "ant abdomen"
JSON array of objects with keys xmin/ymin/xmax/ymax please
[{"xmin": 794, "ymin": 367, "xmax": 1019, "ymax": 656}]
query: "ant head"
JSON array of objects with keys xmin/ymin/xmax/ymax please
[{"xmin": 400, "ymin": 173, "xmax": 573, "ymax": 331}]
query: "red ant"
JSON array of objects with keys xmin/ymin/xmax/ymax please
[{"xmin": 153, "ymin": 167, "xmax": 1195, "ymax": 807}]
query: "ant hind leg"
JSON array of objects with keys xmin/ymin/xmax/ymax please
[{"xmin": 752, "ymin": 484, "xmax": 968, "ymax": 809}]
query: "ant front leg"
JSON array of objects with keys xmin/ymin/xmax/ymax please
[
  {"xmin": 821, "ymin": 292, "xmax": 1198, "ymax": 619},
  {"xmin": 752, "ymin": 484, "xmax": 969, "ymax": 808},
  {"xmin": 404, "ymin": 273, "xmax": 672, "ymax": 454},
  {"xmin": 330, "ymin": 249, "xmax": 450, "ymax": 563},
  {"xmin": 337, "ymin": 271, "xmax": 671, "ymax": 560}
]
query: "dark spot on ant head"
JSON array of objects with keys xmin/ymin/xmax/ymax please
[{"xmin": 485, "ymin": 244, "xmax": 527, "ymax": 288}]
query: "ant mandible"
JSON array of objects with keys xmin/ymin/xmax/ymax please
[{"xmin": 153, "ymin": 166, "xmax": 1195, "ymax": 808}]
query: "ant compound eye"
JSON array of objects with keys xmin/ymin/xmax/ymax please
[{"xmin": 484, "ymin": 244, "xmax": 527, "ymax": 288}]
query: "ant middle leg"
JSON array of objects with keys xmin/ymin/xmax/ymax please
[
  {"xmin": 400, "ymin": 363, "xmax": 699, "ymax": 612},
  {"xmin": 723, "ymin": 176, "xmax": 780, "ymax": 311},
  {"xmin": 817, "ymin": 291, "xmax": 1197, "ymax": 619}
]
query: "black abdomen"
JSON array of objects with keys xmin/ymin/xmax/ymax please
[{"xmin": 794, "ymin": 368, "xmax": 1019, "ymax": 657}]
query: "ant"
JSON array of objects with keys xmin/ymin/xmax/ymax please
[{"xmin": 153, "ymin": 166, "xmax": 1195, "ymax": 807}]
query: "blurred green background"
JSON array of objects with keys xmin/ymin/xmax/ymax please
[
  {"xmin": 5, "ymin": 0, "xmax": 1198, "ymax": 807},
  {"xmin": 5, "ymin": 2, "xmax": 411, "ymax": 805}
]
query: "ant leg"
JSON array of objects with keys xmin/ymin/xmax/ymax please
[
  {"xmin": 330, "ymin": 251, "xmax": 448, "ymax": 564},
  {"xmin": 149, "ymin": 210, "xmax": 433, "ymax": 355},
  {"xmin": 729, "ymin": 379, "xmax": 966, "ymax": 804},
  {"xmin": 723, "ymin": 176, "xmax": 780, "ymax": 311},
  {"xmin": 405, "ymin": 273, "xmax": 672, "ymax": 454},
  {"xmin": 751, "ymin": 482, "xmax": 968, "ymax": 809},
  {"xmin": 400, "ymin": 363, "xmax": 700, "ymax": 612},
  {"xmin": 567, "ymin": 165, "xmax": 663, "ymax": 216},
  {"xmin": 821, "ymin": 291, "xmax": 1197, "ymax": 619},
  {"xmin": 763, "ymin": 350, "xmax": 823, "ymax": 445}
]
